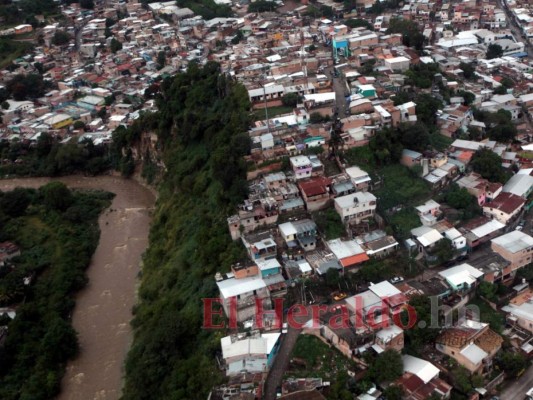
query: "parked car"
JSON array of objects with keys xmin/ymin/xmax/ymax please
[
  {"xmin": 516, "ymin": 225, "xmax": 524, "ymax": 231},
  {"xmin": 332, "ymin": 292, "xmax": 347, "ymax": 301},
  {"xmin": 282, "ymin": 322, "xmax": 288, "ymax": 334},
  {"xmin": 390, "ymin": 276, "xmax": 404, "ymax": 284}
]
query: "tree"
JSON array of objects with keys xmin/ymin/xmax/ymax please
[
  {"xmin": 451, "ymin": 366, "xmax": 472, "ymax": 394},
  {"xmin": 281, "ymin": 93, "xmax": 300, "ymax": 108},
  {"xmin": 501, "ymin": 77, "xmax": 515, "ymax": 89},
  {"xmin": 459, "ymin": 62, "xmax": 476, "ymax": 80},
  {"xmin": 471, "ymin": 148, "xmax": 506, "ymax": 182},
  {"xmin": 247, "ymin": 0, "xmax": 277, "ymax": 12},
  {"xmin": 478, "ymin": 281, "xmax": 497, "ymax": 301},
  {"xmin": 309, "ymin": 112, "xmax": 325, "ymax": 124},
  {"xmin": 387, "ymin": 18, "xmax": 425, "ymax": 50},
  {"xmin": 368, "ymin": 349, "xmax": 403, "ymax": 383},
  {"xmin": 497, "ymin": 351, "xmax": 529, "ymax": 378},
  {"xmin": 73, "ymin": 120, "xmax": 85, "ymax": 130},
  {"xmin": 6, "ymin": 73, "xmax": 46, "ymax": 101},
  {"xmin": 157, "ymin": 51, "xmax": 166, "ymax": 70},
  {"xmin": 398, "ymin": 122, "xmax": 429, "ymax": 152},
  {"xmin": 369, "ymin": 126, "xmax": 403, "ymax": 165},
  {"xmin": 414, "ymin": 93, "xmax": 442, "ymax": 126},
  {"xmin": 40, "ymin": 182, "xmax": 73, "ymax": 212},
  {"xmin": 458, "ymin": 91, "xmax": 476, "ymax": 105},
  {"xmin": 110, "ymin": 38, "xmax": 122, "ymax": 53},
  {"xmin": 345, "ymin": 18, "xmax": 373, "ymax": 30},
  {"xmin": 325, "ymin": 268, "xmax": 340, "ymax": 288},
  {"xmin": 1, "ymin": 101, "xmax": 8, "ymax": 110},
  {"xmin": 401, "ymin": 295, "xmax": 440, "ymax": 353},
  {"xmin": 445, "ymin": 184, "xmax": 472, "ymax": 209},
  {"xmin": 52, "ymin": 30, "xmax": 72, "ymax": 46},
  {"xmin": 230, "ymin": 29, "xmax": 244, "ymax": 44},
  {"xmin": 486, "ymin": 43, "xmax": 503, "ymax": 59},
  {"xmin": 0, "ymin": 188, "xmax": 31, "ymax": 217},
  {"xmin": 434, "ymin": 238, "xmax": 454, "ymax": 264},
  {"xmin": 80, "ymin": 0, "xmax": 94, "ymax": 9},
  {"xmin": 383, "ymin": 385, "xmax": 404, "ymax": 400}
]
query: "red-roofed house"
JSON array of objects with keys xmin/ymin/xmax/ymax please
[
  {"xmin": 483, "ymin": 192, "xmax": 525, "ymax": 224},
  {"xmin": 298, "ymin": 177, "xmax": 332, "ymax": 211}
]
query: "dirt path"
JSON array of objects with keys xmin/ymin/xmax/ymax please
[{"xmin": 0, "ymin": 176, "xmax": 156, "ymax": 400}]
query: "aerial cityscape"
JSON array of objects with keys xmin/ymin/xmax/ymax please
[{"xmin": 2, "ymin": 0, "xmax": 533, "ymax": 399}]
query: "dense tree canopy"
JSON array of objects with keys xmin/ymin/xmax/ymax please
[
  {"xmin": 52, "ymin": 30, "xmax": 72, "ymax": 46},
  {"xmin": 486, "ymin": 43, "xmax": 503, "ymax": 59},
  {"xmin": 471, "ymin": 148, "xmax": 508, "ymax": 183},
  {"xmin": 6, "ymin": 73, "xmax": 47, "ymax": 101},
  {"xmin": 122, "ymin": 62, "xmax": 251, "ymax": 399},
  {"xmin": 387, "ymin": 19, "xmax": 425, "ymax": 50},
  {"xmin": 368, "ymin": 349, "xmax": 404, "ymax": 383}
]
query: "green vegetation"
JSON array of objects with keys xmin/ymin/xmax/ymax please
[
  {"xmin": 367, "ymin": 349, "xmax": 403, "ymax": 383},
  {"xmin": 247, "ymin": 0, "xmax": 278, "ymax": 12},
  {"xmin": 471, "ymin": 148, "xmax": 509, "ymax": 184},
  {"xmin": 52, "ymin": 30, "xmax": 72, "ymax": 46},
  {"xmin": 459, "ymin": 62, "xmax": 476, "ymax": 80},
  {"xmin": 0, "ymin": 39, "xmax": 32, "ymax": 70},
  {"xmin": 442, "ymin": 184, "xmax": 482, "ymax": 220},
  {"xmin": 5, "ymin": 73, "xmax": 48, "ymax": 101},
  {"xmin": 0, "ymin": 183, "xmax": 113, "ymax": 399},
  {"xmin": 402, "ymin": 295, "xmax": 440, "ymax": 355},
  {"xmin": 405, "ymin": 63, "xmax": 441, "ymax": 88},
  {"xmin": 386, "ymin": 18, "xmax": 425, "ymax": 51},
  {"xmin": 0, "ymin": 0, "xmax": 58, "ymax": 25},
  {"xmin": 345, "ymin": 19, "xmax": 373, "ymax": 30},
  {"xmin": 388, "ymin": 208, "xmax": 420, "ymax": 241},
  {"xmin": 496, "ymin": 351, "xmax": 529, "ymax": 379},
  {"xmin": 110, "ymin": 38, "xmax": 123, "ymax": 53},
  {"xmin": 374, "ymin": 165, "xmax": 430, "ymax": 210},
  {"xmin": 313, "ymin": 208, "xmax": 345, "ymax": 240},
  {"xmin": 486, "ymin": 43, "xmax": 503, "ymax": 60},
  {"xmin": 467, "ymin": 297, "xmax": 505, "ymax": 333},
  {"xmin": 0, "ymin": 134, "xmax": 111, "ymax": 177},
  {"xmin": 121, "ymin": 62, "xmax": 251, "ymax": 399},
  {"xmin": 252, "ymin": 105, "xmax": 294, "ymax": 121},
  {"xmin": 176, "ymin": 0, "xmax": 232, "ymax": 19}
]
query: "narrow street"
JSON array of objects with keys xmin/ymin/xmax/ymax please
[
  {"xmin": 500, "ymin": 366, "xmax": 533, "ymax": 400},
  {"xmin": 262, "ymin": 325, "xmax": 302, "ymax": 400},
  {"xmin": 262, "ymin": 307, "xmax": 313, "ymax": 400},
  {"xmin": 496, "ymin": 0, "xmax": 533, "ymax": 53},
  {"xmin": 326, "ymin": 66, "xmax": 348, "ymax": 119}
]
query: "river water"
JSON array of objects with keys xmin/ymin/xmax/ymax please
[{"xmin": 0, "ymin": 176, "xmax": 156, "ymax": 400}]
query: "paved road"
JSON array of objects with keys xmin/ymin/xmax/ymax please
[
  {"xmin": 262, "ymin": 325, "xmax": 302, "ymax": 400},
  {"xmin": 496, "ymin": 0, "xmax": 533, "ymax": 53},
  {"xmin": 326, "ymin": 66, "xmax": 348, "ymax": 119},
  {"xmin": 500, "ymin": 366, "xmax": 533, "ymax": 400}
]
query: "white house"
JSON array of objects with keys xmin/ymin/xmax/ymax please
[{"xmin": 334, "ymin": 191, "xmax": 377, "ymax": 223}]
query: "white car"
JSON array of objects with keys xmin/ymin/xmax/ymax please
[
  {"xmin": 282, "ymin": 322, "xmax": 288, "ymax": 334},
  {"xmin": 516, "ymin": 225, "xmax": 523, "ymax": 231}
]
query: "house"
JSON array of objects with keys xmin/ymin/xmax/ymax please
[
  {"xmin": 220, "ymin": 332, "xmax": 281, "ymax": 376},
  {"xmin": 334, "ymin": 192, "xmax": 377, "ymax": 224},
  {"xmin": 345, "ymin": 166, "xmax": 372, "ymax": 191},
  {"xmin": 401, "ymin": 149, "xmax": 423, "ymax": 167},
  {"xmin": 398, "ymin": 355, "xmax": 453, "ymax": 400},
  {"xmin": 216, "ymin": 267, "xmax": 271, "ymax": 323},
  {"xmin": 384, "ymin": 56, "xmax": 410, "ymax": 72},
  {"xmin": 298, "ymin": 177, "xmax": 332, "ymax": 211},
  {"xmin": 436, "ymin": 319, "xmax": 503, "ymax": 374},
  {"xmin": 444, "ymin": 228, "xmax": 466, "ymax": 251},
  {"xmin": 502, "ymin": 297, "xmax": 533, "ymax": 334},
  {"xmin": 326, "ymin": 238, "xmax": 369, "ymax": 269},
  {"xmin": 290, "ymin": 155, "xmax": 313, "ymax": 180},
  {"xmin": 491, "ymin": 230, "xmax": 533, "ymax": 272},
  {"xmin": 356, "ymin": 230, "xmax": 399, "ymax": 258},
  {"xmin": 438, "ymin": 263, "xmax": 484, "ymax": 292},
  {"xmin": 415, "ymin": 200, "xmax": 441, "ymax": 226},
  {"xmin": 0, "ymin": 241, "xmax": 20, "ymax": 266},
  {"xmin": 502, "ymin": 172, "xmax": 533, "ymax": 199},
  {"xmin": 374, "ymin": 324, "xmax": 404, "ymax": 352},
  {"xmin": 278, "ymin": 219, "xmax": 318, "ymax": 251},
  {"xmin": 483, "ymin": 192, "xmax": 525, "ymax": 224},
  {"xmin": 242, "ymin": 232, "xmax": 277, "ymax": 261},
  {"xmin": 461, "ymin": 217, "xmax": 505, "ymax": 249},
  {"xmin": 411, "ymin": 226, "xmax": 443, "ymax": 256}
]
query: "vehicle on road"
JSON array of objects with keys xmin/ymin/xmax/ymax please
[
  {"xmin": 390, "ymin": 276, "xmax": 404, "ymax": 284},
  {"xmin": 282, "ymin": 322, "xmax": 288, "ymax": 334},
  {"xmin": 332, "ymin": 291, "xmax": 347, "ymax": 301},
  {"xmin": 526, "ymin": 387, "xmax": 533, "ymax": 399},
  {"xmin": 516, "ymin": 225, "xmax": 524, "ymax": 231}
]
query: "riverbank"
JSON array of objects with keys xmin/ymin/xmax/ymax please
[{"xmin": 0, "ymin": 176, "xmax": 155, "ymax": 400}]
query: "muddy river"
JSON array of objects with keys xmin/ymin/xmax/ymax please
[{"xmin": 0, "ymin": 176, "xmax": 156, "ymax": 400}]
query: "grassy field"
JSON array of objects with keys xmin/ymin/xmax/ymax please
[
  {"xmin": 285, "ymin": 335, "xmax": 358, "ymax": 379},
  {"xmin": 0, "ymin": 38, "xmax": 32, "ymax": 69},
  {"xmin": 252, "ymin": 105, "xmax": 294, "ymax": 121},
  {"xmin": 467, "ymin": 297, "xmax": 505, "ymax": 333}
]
